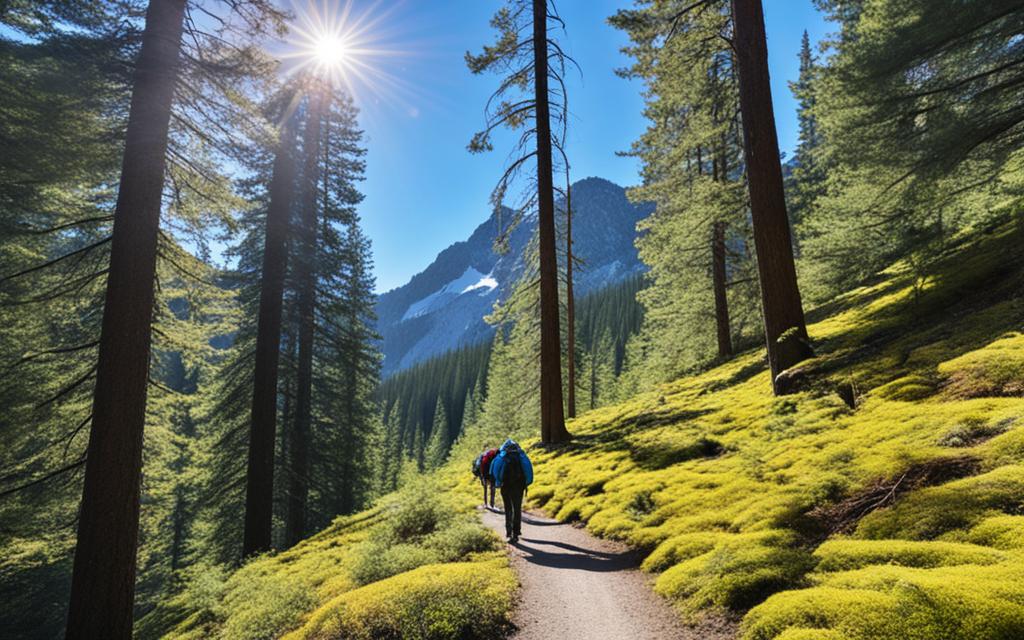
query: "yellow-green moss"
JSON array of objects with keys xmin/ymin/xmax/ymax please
[
  {"xmin": 282, "ymin": 556, "xmax": 516, "ymax": 640},
  {"xmin": 938, "ymin": 332, "xmax": 1024, "ymax": 398},
  {"xmin": 653, "ymin": 530, "xmax": 815, "ymax": 612},
  {"xmin": 743, "ymin": 569, "xmax": 1024, "ymax": 640},
  {"xmin": 144, "ymin": 482, "xmax": 515, "ymax": 640},
  {"xmin": 813, "ymin": 539, "xmax": 1006, "ymax": 571},
  {"xmin": 773, "ymin": 630, "xmax": 846, "ymax": 640},
  {"xmin": 516, "ymin": 227, "xmax": 1024, "ymax": 637},
  {"xmin": 854, "ymin": 465, "xmax": 1024, "ymax": 540},
  {"xmin": 872, "ymin": 374, "xmax": 936, "ymax": 401},
  {"xmin": 143, "ymin": 227, "xmax": 1024, "ymax": 640},
  {"xmin": 948, "ymin": 515, "xmax": 1024, "ymax": 550}
]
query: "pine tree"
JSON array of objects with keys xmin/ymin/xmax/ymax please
[
  {"xmin": 611, "ymin": 0, "xmax": 759, "ymax": 386},
  {"xmin": 243, "ymin": 93, "xmax": 300, "ymax": 558},
  {"xmin": 203, "ymin": 82, "xmax": 374, "ymax": 560},
  {"xmin": 565, "ymin": 176, "xmax": 577, "ymax": 418},
  {"xmin": 467, "ymin": 0, "xmax": 574, "ymax": 443},
  {"xmin": 785, "ymin": 30, "xmax": 826, "ymax": 245},
  {"xmin": 730, "ymin": 0, "xmax": 813, "ymax": 393},
  {"xmin": 285, "ymin": 82, "xmax": 326, "ymax": 549},
  {"xmin": 0, "ymin": 11, "xmax": 131, "ymax": 633},
  {"xmin": 425, "ymin": 398, "xmax": 449, "ymax": 470},
  {"xmin": 801, "ymin": 0, "xmax": 1024, "ymax": 300},
  {"xmin": 66, "ymin": 3, "xmax": 188, "ymax": 635},
  {"xmin": 377, "ymin": 341, "xmax": 490, "ymax": 471}
]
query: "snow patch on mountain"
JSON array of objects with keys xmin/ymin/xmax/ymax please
[
  {"xmin": 462, "ymin": 273, "xmax": 498, "ymax": 294},
  {"xmin": 376, "ymin": 178, "xmax": 653, "ymax": 376},
  {"xmin": 402, "ymin": 266, "xmax": 498, "ymax": 321}
]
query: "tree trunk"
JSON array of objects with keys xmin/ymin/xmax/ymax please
[
  {"xmin": 712, "ymin": 120, "xmax": 733, "ymax": 359},
  {"xmin": 731, "ymin": 0, "xmax": 812, "ymax": 393},
  {"xmin": 532, "ymin": 0, "xmax": 569, "ymax": 443},
  {"xmin": 243, "ymin": 96, "xmax": 301, "ymax": 558},
  {"xmin": 65, "ymin": 1, "xmax": 186, "ymax": 637},
  {"xmin": 565, "ymin": 178, "xmax": 576, "ymax": 419},
  {"xmin": 286, "ymin": 86, "xmax": 325, "ymax": 548},
  {"xmin": 712, "ymin": 221, "xmax": 732, "ymax": 358}
]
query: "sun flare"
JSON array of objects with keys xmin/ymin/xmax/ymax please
[
  {"xmin": 278, "ymin": 0, "xmax": 425, "ymax": 125},
  {"xmin": 314, "ymin": 34, "xmax": 349, "ymax": 68},
  {"xmin": 283, "ymin": 0, "xmax": 396, "ymax": 92}
]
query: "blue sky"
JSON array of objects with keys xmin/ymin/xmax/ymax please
[{"xmin": 310, "ymin": 1, "xmax": 830, "ymax": 293}]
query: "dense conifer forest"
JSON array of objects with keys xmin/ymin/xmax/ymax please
[{"xmin": 1, "ymin": 0, "xmax": 1023, "ymax": 639}]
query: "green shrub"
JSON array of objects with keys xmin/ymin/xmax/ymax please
[
  {"xmin": 283, "ymin": 558, "xmax": 516, "ymax": 640},
  {"xmin": 349, "ymin": 542, "xmax": 441, "ymax": 585},
  {"xmin": 813, "ymin": 539, "xmax": 1006, "ymax": 572},
  {"xmin": 382, "ymin": 481, "xmax": 456, "ymax": 542},
  {"xmin": 148, "ymin": 478, "xmax": 511, "ymax": 640},
  {"xmin": 625, "ymin": 489, "xmax": 658, "ymax": 520},
  {"xmin": 423, "ymin": 520, "xmax": 497, "ymax": 559},
  {"xmin": 654, "ymin": 531, "xmax": 816, "ymax": 611},
  {"xmin": 219, "ymin": 571, "xmax": 316, "ymax": 640}
]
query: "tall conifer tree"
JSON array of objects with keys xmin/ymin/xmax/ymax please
[
  {"xmin": 66, "ymin": 3, "xmax": 188, "ymax": 635},
  {"xmin": 730, "ymin": 0, "xmax": 812, "ymax": 392},
  {"xmin": 467, "ymin": 0, "xmax": 574, "ymax": 443}
]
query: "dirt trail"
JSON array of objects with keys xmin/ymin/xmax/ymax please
[{"xmin": 481, "ymin": 507, "xmax": 735, "ymax": 640}]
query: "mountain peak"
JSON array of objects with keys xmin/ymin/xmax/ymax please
[{"xmin": 375, "ymin": 178, "xmax": 651, "ymax": 376}]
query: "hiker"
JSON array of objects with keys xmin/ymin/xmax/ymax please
[
  {"xmin": 472, "ymin": 446, "xmax": 499, "ymax": 508},
  {"xmin": 489, "ymin": 438, "xmax": 533, "ymax": 543}
]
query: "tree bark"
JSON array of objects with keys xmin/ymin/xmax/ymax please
[
  {"xmin": 565, "ymin": 179, "xmax": 576, "ymax": 419},
  {"xmin": 285, "ymin": 86, "xmax": 325, "ymax": 548},
  {"xmin": 712, "ymin": 120, "xmax": 733, "ymax": 359},
  {"xmin": 243, "ymin": 95, "xmax": 301, "ymax": 558},
  {"xmin": 712, "ymin": 221, "xmax": 732, "ymax": 358},
  {"xmin": 65, "ymin": 1, "xmax": 187, "ymax": 637},
  {"xmin": 731, "ymin": 0, "xmax": 812, "ymax": 393},
  {"xmin": 532, "ymin": 0, "xmax": 569, "ymax": 443}
]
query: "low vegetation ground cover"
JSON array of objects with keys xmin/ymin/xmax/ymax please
[
  {"xmin": 137, "ymin": 477, "xmax": 515, "ymax": 640},
  {"xmin": 145, "ymin": 226, "xmax": 1024, "ymax": 640},
  {"xmin": 509, "ymin": 226, "xmax": 1024, "ymax": 639}
]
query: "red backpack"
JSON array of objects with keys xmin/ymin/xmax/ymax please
[{"xmin": 480, "ymin": 448, "xmax": 499, "ymax": 478}]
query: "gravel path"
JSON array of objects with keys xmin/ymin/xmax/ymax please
[{"xmin": 481, "ymin": 507, "xmax": 736, "ymax": 640}]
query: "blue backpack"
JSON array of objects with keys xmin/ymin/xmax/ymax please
[{"xmin": 493, "ymin": 440, "xmax": 533, "ymax": 488}]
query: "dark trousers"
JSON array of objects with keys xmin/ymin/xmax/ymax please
[
  {"xmin": 481, "ymin": 477, "xmax": 495, "ymax": 507},
  {"xmin": 500, "ymin": 484, "xmax": 524, "ymax": 538}
]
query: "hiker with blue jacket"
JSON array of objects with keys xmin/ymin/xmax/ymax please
[{"xmin": 488, "ymin": 438, "xmax": 533, "ymax": 543}]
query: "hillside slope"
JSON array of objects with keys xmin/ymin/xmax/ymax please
[
  {"xmin": 522, "ymin": 224, "xmax": 1024, "ymax": 638},
  {"xmin": 148, "ymin": 225, "xmax": 1024, "ymax": 640}
]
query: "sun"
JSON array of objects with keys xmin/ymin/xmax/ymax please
[
  {"xmin": 314, "ymin": 34, "xmax": 349, "ymax": 69},
  {"xmin": 279, "ymin": 0, "xmax": 421, "ymax": 120},
  {"xmin": 282, "ymin": 1, "xmax": 385, "ymax": 88}
]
